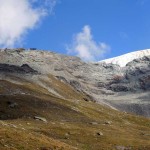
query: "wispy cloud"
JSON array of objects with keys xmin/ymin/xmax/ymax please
[
  {"xmin": 66, "ymin": 25, "xmax": 110, "ymax": 62},
  {"xmin": 0, "ymin": 0, "xmax": 57, "ymax": 48}
]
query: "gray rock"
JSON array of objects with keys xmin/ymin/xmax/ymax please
[
  {"xmin": 70, "ymin": 80, "xmax": 82, "ymax": 92},
  {"xmin": 105, "ymin": 121, "xmax": 112, "ymax": 125},
  {"xmin": 96, "ymin": 132, "xmax": 103, "ymax": 136},
  {"xmin": 65, "ymin": 132, "xmax": 70, "ymax": 139},
  {"xmin": 56, "ymin": 76, "xmax": 68, "ymax": 83},
  {"xmin": 115, "ymin": 146, "xmax": 131, "ymax": 150},
  {"xmin": 8, "ymin": 102, "xmax": 18, "ymax": 108},
  {"xmin": 34, "ymin": 116, "xmax": 47, "ymax": 122},
  {"xmin": 90, "ymin": 122, "xmax": 98, "ymax": 125}
]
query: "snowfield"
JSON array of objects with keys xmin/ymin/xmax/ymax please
[{"xmin": 100, "ymin": 49, "xmax": 150, "ymax": 67}]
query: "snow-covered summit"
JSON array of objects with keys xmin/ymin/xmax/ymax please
[{"xmin": 100, "ymin": 49, "xmax": 150, "ymax": 67}]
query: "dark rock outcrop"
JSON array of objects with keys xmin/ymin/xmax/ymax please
[{"xmin": 0, "ymin": 63, "xmax": 38, "ymax": 74}]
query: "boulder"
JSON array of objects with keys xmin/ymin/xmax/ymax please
[
  {"xmin": 96, "ymin": 132, "xmax": 103, "ymax": 136},
  {"xmin": 34, "ymin": 116, "xmax": 47, "ymax": 123},
  {"xmin": 7, "ymin": 101, "xmax": 18, "ymax": 108}
]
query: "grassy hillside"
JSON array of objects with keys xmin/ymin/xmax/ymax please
[{"xmin": 0, "ymin": 75, "xmax": 150, "ymax": 150}]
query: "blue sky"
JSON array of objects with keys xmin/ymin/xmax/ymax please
[{"xmin": 0, "ymin": 0, "xmax": 150, "ymax": 61}]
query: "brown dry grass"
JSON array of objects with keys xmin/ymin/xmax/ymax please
[{"xmin": 0, "ymin": 75, "xmax": 150, "ymax": 150}]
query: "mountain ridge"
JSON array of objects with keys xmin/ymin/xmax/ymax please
[
  {"xmin": 0, "ymin": 48, "xmax": 150, "ymax": 149},
  {"xmin": 0, "ymin": 48, "xmax": 150, "ymax": 117},
  {"xmin": 100, "ymin": 49, "xmax": 150, "ymax": 67}
]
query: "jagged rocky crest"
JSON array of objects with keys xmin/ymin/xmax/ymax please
[{"xmin": 0, "ymin": 48, "xmax": 150, "ymax": 117}]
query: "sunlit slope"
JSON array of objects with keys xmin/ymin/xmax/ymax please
[{"xmin": 0, "ymin": 74, "xmax": 150, "ymax": 150}]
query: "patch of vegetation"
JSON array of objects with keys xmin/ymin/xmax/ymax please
[{"xmin": 0, "ymin": 76, "xmax": 150, "ymax": 150}]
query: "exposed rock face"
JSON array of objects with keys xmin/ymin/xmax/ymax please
[
  {"xmin": 0, "ymin": 48, "xmax": 150, "ymax": 117},
  {"xmin": 0, "ymin": 63, "xmax": 38, "ymax": 74}
]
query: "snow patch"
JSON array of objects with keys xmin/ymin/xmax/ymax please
[{"xmin": 100, "ymin": 49, "xmax": 150, "ymax": 67}]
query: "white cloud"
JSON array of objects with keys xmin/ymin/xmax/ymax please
[
  {"xmin": 67, "ymin": 25, "xmax": 110, "ymax": 62},
  {"xmin": 0, "ymin": 0, "xmax": 57, "ymax": 47}
]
